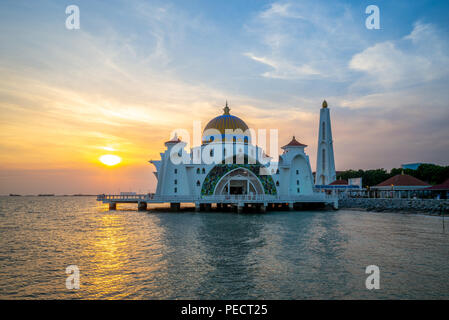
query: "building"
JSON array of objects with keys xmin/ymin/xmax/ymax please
[
  {"xmin": 426, "ymin": 178, "xmax": 449, "ymax": 199},
  {"xmin": 98, "ymin": 101, "xmax": 338, "ymax": 211},
  {"xmin": 401, "ymin": 163, "xmax": 425, "ymax": 170},
  {"xmin": 150, "ymin": 102, "xmax": 316, "ymax": 198},
  {"xmin": 371, "ymin": 173, "xmax": 430, "ymax": 198},
  {"xmin": 315, "ymin": 100, "xmax": 336, "ymax": 185}
]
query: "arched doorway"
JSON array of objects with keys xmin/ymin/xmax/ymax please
[{"xmin": 213, "ymin": 168, "xmax": 264, "ymax": 195}]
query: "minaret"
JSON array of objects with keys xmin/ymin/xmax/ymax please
[{"xmin": 315, "ymin": 100, "xmax": 336, "ymax": 185}]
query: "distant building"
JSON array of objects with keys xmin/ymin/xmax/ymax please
[
  {"xmin": 348, "ymin": 177, "xmax": 363, "ymax": 188},
  {"xmin": 426, "ymin": 178, "xmax": 449, "ymax": 199},
  {"xmin": 371, "ymin": 173, "xmax": 430, "ymax": 198},
  {"xmin": 329, "ymin": 179, "xmax": 348, "ymax": 186},
  {"xmin": 401, "ymin": 163, "xmax": 426, "ymax": 170}
]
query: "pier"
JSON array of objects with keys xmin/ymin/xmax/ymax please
[{"xmin": 96, "ymin": 193, "xmax": 338, "ymax": 212}]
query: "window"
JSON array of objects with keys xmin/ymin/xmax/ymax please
[
  {"xmin": 276, "ymin": 169, "xmax": 280, "ymax": 174},
  {"xmin": 210, "ymin": 149, "xmax": 214, "ymax": 157},
  {"xmin": 322, "ymin": 149, "xmax": 326, "ymax": 170},
  {"xmin": 196, "ymin": 180, "xmax": 200, "ymax": 186},
  {"xmin": 322, "ymin": 122, "xmax": 325, "ymax": 140},
  {"xmin": 174, "ymin": 187, "xmax": 177, "ymax": 193},
  {"xmin": 174, "ymin": 169, "xmax": 178, "ymax": 174},
  {"xmin": 297, "ymin": 188, "xmax": 300, "ymax": 193},
  {"xmin": 202, "ymin": 168, "xmax": 206, "ymax": 174},
  {"xmin": 196, "ymin": 168, "xmax": 200, "ymax": 174},
  {"xmin": 296, "ymin": 170, "xmax": 299, "ymax": 175},
  {"xmin": 276, "ymin": 181, "xmax": 279, "ymax": 187},
  {"xmin": 297, "ymin": 180, "xmax": 299, "ymax": 185},
  {"xmin": 244, "ymin": 137, "xmax": 248, "ymax": 144},
  {"xmin": 174, "ymin": 179, "xmax": 177, "ymax": 185}
]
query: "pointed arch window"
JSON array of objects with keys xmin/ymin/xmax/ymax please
[
  {"xmin": 322, "ymin": 149, "xmax": 326, "ymax": 171},
  {"xmin": 322, "ymin": 122, "xmax": 326, "ymax": 140},
  {"xmin": 196, "ymin": 180, "xmax": 200, "ymax": 187}
]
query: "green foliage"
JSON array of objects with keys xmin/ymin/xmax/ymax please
[{"xmin": 337, "ymin": 164, "xmax": 449, "ymax": 187}]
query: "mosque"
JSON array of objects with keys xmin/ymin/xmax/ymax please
[
  {"xmin": 145, "ymin": 100, "xmax": 337, "ymax": 211},
  {"xmin": 98, "ymin": 100, "xmax": 337, "ymax": 211}
]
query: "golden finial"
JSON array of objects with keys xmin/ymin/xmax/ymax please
[
  {"xmin": 322, "ymin": 100, "xmax": 328, "ymax": 108},
  {"xmin": 223, "ymin": 101, "xmax": 230, "ymax": 115}
]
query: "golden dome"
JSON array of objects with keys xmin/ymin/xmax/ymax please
[
  {"xmin": 322, "ymin": 100, "xmax": 328, "ymax": 108},
  {"xmin": 204, "ymin": 102, "xmax": 249, "ymax": 135}
]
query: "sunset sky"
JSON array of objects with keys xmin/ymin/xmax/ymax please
[{"xmin": 1, "ymin": 0, "xmax": 448, "ymax": 194}]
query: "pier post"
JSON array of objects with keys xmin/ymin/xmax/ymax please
[
  {"xmin": 108, "ymin": 202, "xmax": 116, "ymax": 210},
  {"xmin": 205, "ymin": 203, "xmax": 212, "ymax": 211},
  {"xmin": 138, "ymin": 202, "xmax": 147, "ymax": 211},
  {"xmin": 288, "ymin": 203, "xmax": 294, "ymax": 210},
  {"xmin": 237, "ymin": 204, "xmax": 243, "ymax": 214},
  {"xmin": 216, "ymin": 203, "xmax": 222, "ymax": 210},
  {"xmin": 195, "ymin": 203, "xmax": 201, "ymax": 212},
  {"xmin": 170, "ymin": 203, "xmax": 180, "ymax": 211},
  {"xmin": 260, "ymin": 203, "xmax": 267, "ymax": 213},
  {"xmin": 333, "ymin": 200, "xmax": 339, "ymax": 210}
]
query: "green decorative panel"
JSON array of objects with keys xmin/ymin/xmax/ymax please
[{"xmin": 201, "ymin": 164, "xmax": 277, "ymax": 195}]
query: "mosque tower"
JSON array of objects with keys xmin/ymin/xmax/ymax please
[{"xmin": 315, "ymin": 100, "xmax": 336, "ymax": 185}]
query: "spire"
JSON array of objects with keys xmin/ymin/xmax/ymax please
[
  {"xmin": 223, "ymin": 101, "xmax": 230, "ymax": 115},
  {"xmin": 322, "ymin": 100, "xmax": 328, "ymax": 108}
]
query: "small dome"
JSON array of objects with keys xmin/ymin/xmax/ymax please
[
  {"xmin": 322, "ymin": 100, "xmax": 328, "ymax": 108},
  {"xmin": 203, "ymin": 102, "xmax": 249, "ymax": 135}
]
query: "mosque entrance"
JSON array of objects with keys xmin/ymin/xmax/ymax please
[{"xmin": 214, "ymin": 168, "xmax": 264, "ymax": 196}]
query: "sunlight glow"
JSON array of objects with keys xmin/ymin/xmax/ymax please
[{"xmin": 99, "ymin": 154, "xmax": 122, "ymax": 166}]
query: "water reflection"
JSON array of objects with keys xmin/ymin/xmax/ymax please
[
  {"xmin": 195, "ymin": 213, "xmax": 266, "ymax": 299},
  {"xmin": 1, "ymin": 196, "xmax": 448, "ymax": 299}
]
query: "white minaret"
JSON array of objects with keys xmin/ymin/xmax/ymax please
[{"xmin": 315, "ymin": 100, "xmax": 336, "ymax": 185}]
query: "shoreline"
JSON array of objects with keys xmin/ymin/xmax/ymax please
[{"xmin": 341, "ymin": 206, "xmax": 447, "ymax": 217}]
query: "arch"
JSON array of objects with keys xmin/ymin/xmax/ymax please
[
  {"xmin": 213, "ymin": 167, "xmax": 264, "ymax": 195},
  {"xmin": 200, "ymin": 164, "xmax": 277, "ymax": 195},
  {"xmin": 290, "ymin": 154, "xmax": 313, "ymax": 195}
]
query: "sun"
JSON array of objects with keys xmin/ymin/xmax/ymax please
[{"xmin": 99, "ymin": 154, "xmax": 122, "ymax": 166}]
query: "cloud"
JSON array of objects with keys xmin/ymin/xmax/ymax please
[
  {"xmin": 244, "ymin": 52, "xmax": 320, "ymax": 79},
  {"xmin": 244, "ymin": 0, "xmax": 364, "ymax": 81},
  {"xmin": 259, "ymin": 3, "xmax": 305, "ymax": 20},
  {"xmin": 349, "ymin": 22, "xmax": 449, "ymax": 90}
]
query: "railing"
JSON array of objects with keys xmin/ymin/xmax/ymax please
[
  {"xmin": 97, "ymin": 194, "xmax": 153, "ymax": 201},
  {"xmin": 97, "ymin": 193, "xmax": 335, "ymax": 203}
]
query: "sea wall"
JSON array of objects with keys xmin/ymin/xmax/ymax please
[{"xmin": 339, "ymin": 198, "xmax": 449, "ymax": 214}]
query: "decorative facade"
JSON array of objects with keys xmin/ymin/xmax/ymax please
[{"xmin": 150, "ymin": 103, "xmax": 316, "ymax": 198}]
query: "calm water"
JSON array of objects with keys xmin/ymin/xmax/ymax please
[{"xmin": 0, "ymin": 196, "xmax": 448, "ymax": 299}]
